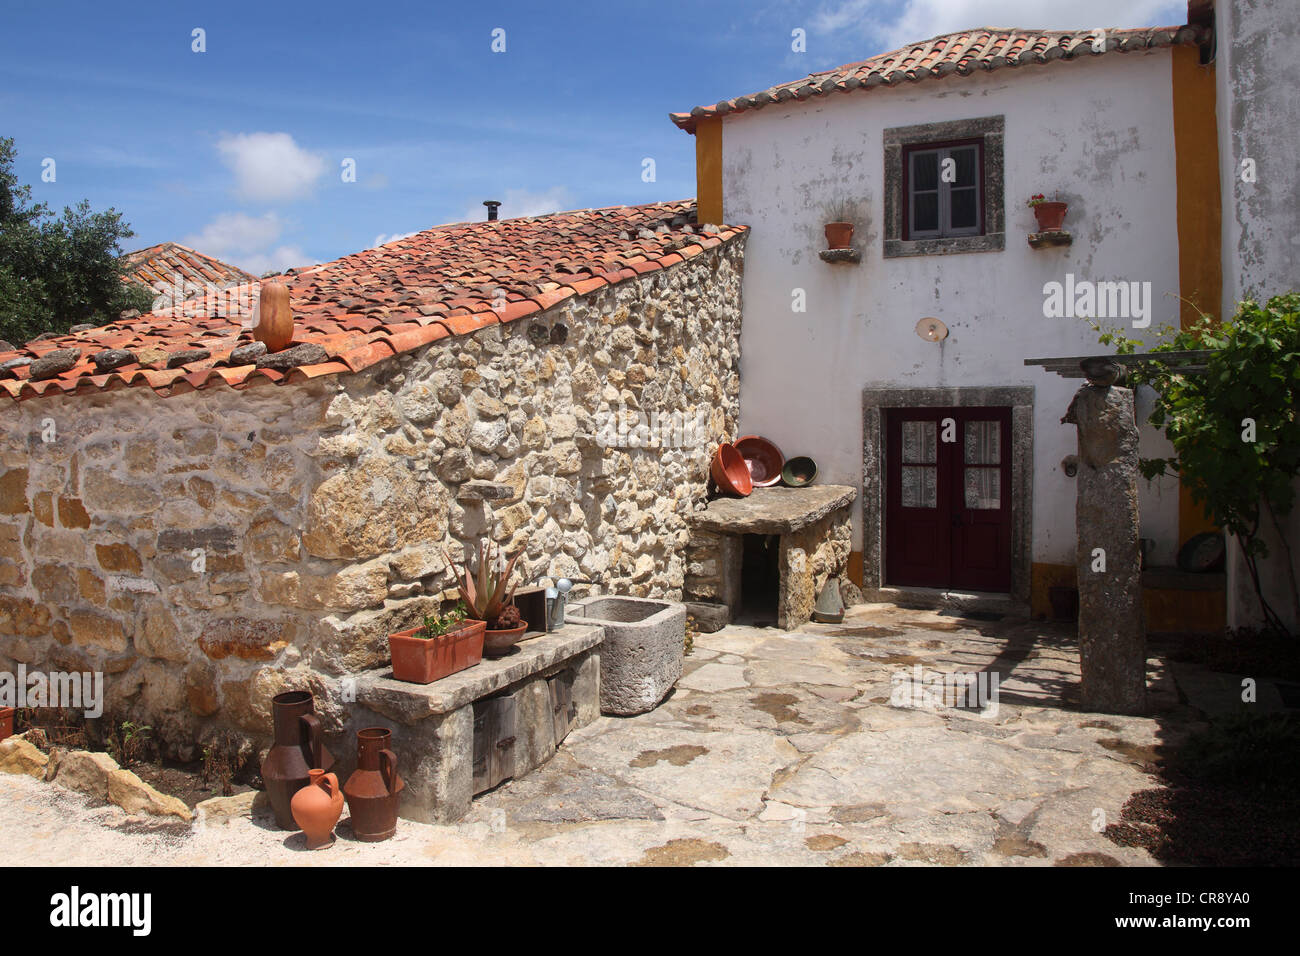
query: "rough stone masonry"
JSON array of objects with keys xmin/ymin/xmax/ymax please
[
  {"xmin": 0, "ymin": 235, "xmax": 746, "ymax": 757},
  {"xmin": 1063, "ymin": 383, "xmax": 1146, "ymax": 715}
]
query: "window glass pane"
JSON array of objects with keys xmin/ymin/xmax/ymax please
[
  {"xmin": 912, "ymin": 151, "xmax": 939, "ymax": 190},
  {"xmin": 950, "ymin": 188, "xmax": 978, "ymax": 229},
  {"xmin": 912, "ymin": 191, "xmax": 939, "ymax": 232},
  {"xmin": 902, "ymin": 420, "xmax": 936, "ymax": 463},
  {"xmin": 902, "ymin": 466, "xmax": 938, "ymax": 508},
  {"xmin": 964, "ymin": 468, "xmax": 1000, "ymax": 509},
  {"xmin": 950, "ymin": 146, "xmax": 977, "ymax": 187},
  {"xmin": 964, "ymin": 420, "xmax": 1001, "ymax": 464}
]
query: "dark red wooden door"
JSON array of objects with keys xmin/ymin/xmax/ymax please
[{"xmin": 885, "ymin": 407, "xmax": 1012, "ymax": 592}]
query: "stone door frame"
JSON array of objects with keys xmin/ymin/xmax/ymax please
[{"xmin": 862, "ymin": 385, "xmax": 1033, "ymax": 603}]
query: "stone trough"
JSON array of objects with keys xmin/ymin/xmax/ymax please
[{"xmin": 566, "ymin": 595, "xmax": 686, "ymax": 716}]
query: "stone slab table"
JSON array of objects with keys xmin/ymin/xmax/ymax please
[
  {"xmin": 348, "ymin": 623, "xmax": 603, "ymax": 824},
  {"xmin": 684, "ymin": 485, "xmax": 857, "ymax": 629}
]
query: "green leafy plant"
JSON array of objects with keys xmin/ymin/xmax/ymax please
[
  {"xmin": 1026, "ymin": 193, "xmax": 1047, "ymax": 208},
  {"xmin": 417, "ymin": 601, "xmax": 468, "ymax": 639},
  {"xmin": 444, "ymin": 541, "xmax": 523, "ymax": 627},
  {"xmin": 1093, "ymin": 293, "xmax": 1300, "ymax": 633}
]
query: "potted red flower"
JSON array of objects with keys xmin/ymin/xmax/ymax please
[
  {"xmin": 1027, "ymin": 193, "xmax": 1068, "ymax": 232},
  {"xmin": 446, "ymin": 541, "xmax": 529, "ymax": 658},
  {"xmin": 388, "ymin": 601, "xmax": 485, "ymax": 684}
]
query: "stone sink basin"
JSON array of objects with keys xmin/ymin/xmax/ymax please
[{"xmin": 566, "ymin": 595, "xmax": 686, "ymax": 715}]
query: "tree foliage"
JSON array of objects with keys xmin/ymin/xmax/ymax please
[
  {"xmin": 0, "ymin": 137, "xmax": 152, "ymax": 346},
  {"xmin": 1099, "ymin": 295, "xmax": 1300, "ymax": 632}
]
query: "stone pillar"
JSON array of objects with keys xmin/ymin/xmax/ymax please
[{"xmin": 1062, "ymin": 384, "xmax": 1146, "ymax": 714}]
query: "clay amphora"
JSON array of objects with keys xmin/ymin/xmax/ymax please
[
  {"xmin": 343, "ymin": 727, "xmax": 404, "ymax": 842},
  {"xmin": 260, "ymin": 690, "xmax": 335, "ymax": 830},
  {"xmin": 291, "ymin": 768, "xmax": 343, "ymax": 850}
]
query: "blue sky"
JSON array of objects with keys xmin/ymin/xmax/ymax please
[{"xmin": 1, "ymin": 0, "xmax": 1185, "ymax": 274}]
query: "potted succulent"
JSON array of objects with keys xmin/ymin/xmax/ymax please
[
  {"xmin": 822, "ymin": 200, "xmax": 855, "ymax": 250},
  {"xmin": 446, "ymin": 541, "xmax": 529, "ymax": 658},
  {"xmin": 387, "ymin": 600, "xmax": 486, "ymax": 684},
  {"xmin": 1027, "ymin": 193, "xmax": 1068, "ymax": 232}
]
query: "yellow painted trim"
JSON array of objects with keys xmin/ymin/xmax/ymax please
[
  {"xmin": 695, "ymin": 117, "xmax": 723, "ymax": 225},
  {"xmin": 1172, "ymin": 44, "xmax": 1221, "ymax": 546}
]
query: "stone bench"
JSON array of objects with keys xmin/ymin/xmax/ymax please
[{"xmin": 347, "ymin": 623, "xmax": 602, "ymax": 824}]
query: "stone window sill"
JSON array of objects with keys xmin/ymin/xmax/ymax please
[{"xmin": 884, "ymin": 233, "xmax": 1005, "ymax": 258}]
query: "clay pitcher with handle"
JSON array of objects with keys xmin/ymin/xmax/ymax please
[
  {"xmin": 291, "ymin": 769, "xmax": 344, "ymax": 850},
  {"xmin": 261, "ymin": 690, "xmax": 335, "ymax": 830},
  {"xmin": 343, "ymin": 727, "xmax": 404, "ymax": 842}
]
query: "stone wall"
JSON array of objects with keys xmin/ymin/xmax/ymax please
[{"xmin": 0, "ymin": 235, "xmax": 745, "ymax": 755}]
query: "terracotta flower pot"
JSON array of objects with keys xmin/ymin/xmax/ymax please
[
  {"xmin": 260, "ymin": 690, "xmax": 335, "ymax": 830},
  {"xmin": 710, "ymin": 442, "xmax": 752, "ymax": 497},
  {"xmin": 291, "ymin": 768, "xmax": 344, "ymax": 850},
  {"xmin": 482, "ymin": 622, "xmax": 528, "ymax": 658},
  {"xmin": 254, "ymin": 281, "xmax": 295, "ymax": 353},
  {"xmin": 1032, "ymin": 202, "xmax": 1068, "ymax": 232},
  {"xmin": 0, "ymin": 706, "xmax": 14, "ymax": 742},
  {"xmin": 824, "ymin": 222, "xmax": 854, "ymax": 249},
  {"xmin": 344, "ymin": 727, "xmax": 404, "ymax": 843},
  {"xmin": 388, "ymin": 619, "xmax": 485, "ymax": 684}
]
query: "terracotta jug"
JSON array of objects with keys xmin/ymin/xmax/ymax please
[
  {"xmin": 254, "ymin": 281, "xmax": 294, "ymax": 352},
  {"xmin": 343, "ymin": 727, "xmax": 404, "ymax": 842},
  {"xmin": 260, "ymin": 690, "xmax": 335, "ymax": 830},
  {"xmin": 291, "ymin": 768, "xmax": 344, "ymax": 850}
]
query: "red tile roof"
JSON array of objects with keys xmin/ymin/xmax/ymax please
[
  {"xmin": 671, "ymin": 25, "xmax": 1208, "ymax": 133},
  {"xmin": 121, "ymin": 242, "xmax": 257, "ymax": 295},
  {"xmin": 0, "ymin": 201, "xmax": 745, "ymax": 403}
]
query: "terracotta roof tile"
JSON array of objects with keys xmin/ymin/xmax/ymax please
[
  {"xmin": 671, "ymin": 25, "xmax": 1208, "ymax": 132},
  {"xmin": 1, "ymin": 201, "xmax": 746, "ymax": 403},
  {"xmin": 120, "ymin": 242, "xmax": 257, "ymax": 298}
]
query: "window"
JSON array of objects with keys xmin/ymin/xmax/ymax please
[
  {"xmin": 883, "ymin": 116, "xmax": 1004, "ymax": 258},
  {"xmin": 904, "ymin": 141, "xmax": 983, "ymax": 239}
]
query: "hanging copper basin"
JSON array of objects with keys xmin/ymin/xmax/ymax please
[
  {"xmin": 735, "ymin": 435, "xmax": 784, "ymax": 487},
  {"xmin": 710, "ymin": 442, "xmax": 752, "ymax": 497}
]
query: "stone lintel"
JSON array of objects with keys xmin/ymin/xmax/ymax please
[
  {"xmin": 356, "ymin": 623, "xmax": 604, "ymax": 719},
  {"xmin": 686, "ymin": 485, "xmax": 857, "ymax": 536}
]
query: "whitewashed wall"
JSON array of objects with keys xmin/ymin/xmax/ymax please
[
  {"xmin": 1216, "ymin": 0, "xmax": 1300, "ymax": 632},
  {"xmin": 721, "ymin": 51, "xmax": 1183, "ymax": 570}
]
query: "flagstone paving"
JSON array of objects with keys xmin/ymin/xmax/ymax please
[{"xmin": 0, "ymin": 604, "xmax": 1195, "ymax": 866}]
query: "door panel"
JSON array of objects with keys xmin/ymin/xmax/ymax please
[{"xmin": 885, "ymin": 407, "xmax": 1012, "ymax": 593}]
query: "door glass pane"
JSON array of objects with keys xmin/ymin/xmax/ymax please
[
  {"xmin": 912, "ymin": 151, "xmax": 939, "ymax": 189},
  {"xmin": 902, "ymin": 465, "xmax": 937, "ymax": 508},
  {"xmin": 950, "ymin": 187, "xmax": 977, "ymax": 229},
  {"xmin": 902, "ymin": 420, "xmax": 936, "ymax": 463},
  {"xmin": 912, "ymin": 191, "xmax": 938, "ymax": 232},
  {"xmin": 964, "ymin": 420, "xmax": 1000, "ymax": 464},
  {"xmin": 964, "ymin": 468, "xmax": 1000, "ymax": 509}
]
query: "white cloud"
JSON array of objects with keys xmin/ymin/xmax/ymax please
[
  {"xmin": 458, "ymin": 186, "xmax": 574, "ymax": 224},
  {"xmin": 216, "ymin": 131, "xmax": 326, "ymax": 202},
  {"xmin": 181, "ymin": 211, "xmax": 313, "ymax": 275},
  {"xmin": 811, "ymin": 0, "xmax": 1184, "ymax": 49},
  {"xmin": 371, "ymin": 230, "xmax": 420, "ymax": 248}
]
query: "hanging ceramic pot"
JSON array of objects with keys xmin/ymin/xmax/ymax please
[
  {"xmin": 253, "ymin": 281, "xmax": 294, "ymax": 352},
  {"xmin": 291, "ymin": 768, "xmax": 344, "ymax": 850},
  {"xmin": 260, "ymin": 690, "xmax": 335, "ymax": 830},
  {"xmin": 343, "ymin": 727, "xmax": 404, "ymax": 842}
]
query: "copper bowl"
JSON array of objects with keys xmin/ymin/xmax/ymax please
[
  {"xmin": 735, "ymin": 435, "xmax": 784, "ymax": 487},
  {"xmin": 710, "ymin": 443, "xmax": 753, "ymax": 497}
]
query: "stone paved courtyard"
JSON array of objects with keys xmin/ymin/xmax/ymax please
[{"xmin": 1, "ymin": 603, "xmax": 1191, "ymax": 866}]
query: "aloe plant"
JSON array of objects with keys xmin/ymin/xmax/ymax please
[{"xmin": 444, "ymin": 541, "xmax": 523, "ymax": 624}]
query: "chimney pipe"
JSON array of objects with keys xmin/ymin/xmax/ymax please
[{"xmin": 483, "ymin": 200, "xmax": 501, "ymax": 222}]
